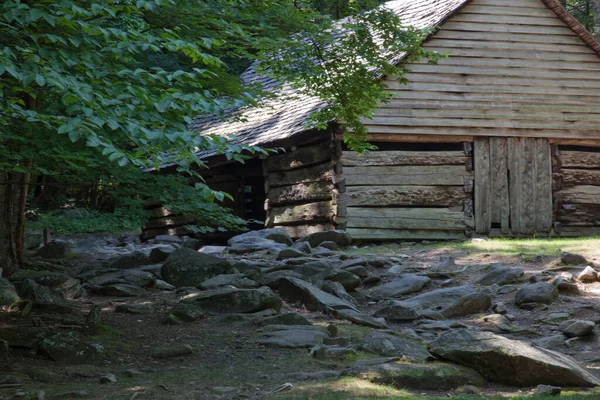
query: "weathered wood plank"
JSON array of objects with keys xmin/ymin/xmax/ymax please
[
  {"xmin": 347, "ymin": 207, "xmax": 473, "ymax": 230},
  {"xmin": 267, "ymin": 181, "xmax": 333, "ymax": 206},
  {"xmin": 433, "ymin": 55, "xmax": 600, "ymax": 71},
  {"xmin": 560, "ymin": 151, "xmax": 600, "ymax": 169},
  {"xmin": 460, "ymin": 4, "xmax": 564, "ymax": 18},
  {"xmin": 341, "ymin": 151, "xmax": 468, "ymax": 166},
  {"xmin": 434, "ymin": 29, "xmax": 592, "ymax": 46},
  {"xmin": 143, "ymin": 215, "xmax": 195, "ymax": 230},
  {"xmin": 270, "ymin": 201, "xmax": 334, "ymax": 224},
  {"xmin": 508, "ymin": 138, "xmax": 522, "ymax": 234},
  {"xmin": 554, "ymin": 185, "xmax": 600, "ymax": 204},
  {"xmin": 489, "ymin": 137, "xmax": 510, "ymax": 233},
  {"xmin": 520, "ymin": 138, "xmax": 536, "ymax": 234},
  {"xmin": 347, "ymin": 228, "xmax": 466, "ymax": 240},
  {"xmin": 424, "ymin": 39, "xmax": 591, "ymax": 54},
  {"xmin": 554, "ymin": 226, "xmax": 600, "ymax": 237},
  {"xmin": 556, "ymin": 203, "xmax": 600, "ymax": 226},
  {"xmin": 267, "ymin": 141, "xmax": 331, "ymax": 172},
  {"xmin": 149, "ymin": 207, "xmax": 175, "ymax": 218},
  {"xmin": 561, "ymin": 169, "xmax": 600, "ymax": 186},
  {"xmin": 276, "ymin": 224, "xmax": 335, "ymax": 239},
  {"xmin": 442, "ymin": 21, "xmax": 575, "ymax": 36},
  {"xmin": 474, "ymin": 138, "xmax": 491, "ymax": 234},
  {"xmin": 450, "ymin": 13, "xmax": 566, "ymax": 27},
  {"xmin": 141, "ymin": 225, "xmax": 191, "ymax": 240},
  {"xmin": 534, "ymin": 138, "xmax": 553, "ymax": 233},
  {"xmin": 268, "ymin": 162, "xmax": 333, "ymax": 187},
  {"xmin": 344, "ymin": 165, "xmax": 472, "ymax": 186},
  {"xmin": 346, "ymin": 186, "xmax": 467, "ymax": 207}
]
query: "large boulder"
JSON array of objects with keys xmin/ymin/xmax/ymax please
[
  {"xmin": 35, "ymin": 240, "xmax": 71, "ymax": 259},
  {"xmin": 374, "ymin": 285, "xmax": 491, "ymax": 321},
  {"xmin": 87, "ymin": 269, "xmax": 155, "ymax": 288},
  {"xmin": 161, "ymin": 249, "xmax": 233, "ymax": 288},
  {"xmin": 277, "ymin": 277, "xmax": 358, "ymax": 313},
  {"xmin": 227, "ymin": 228, "xmax": 292, "ymax": 254},
  {"xmin": 108, "ymin": 251, "xmax": 151, "ymax": 269},
  {"xmin": 368, "ymin": 275, "xmax": 431, "ymax": 300},
  {"xmin": 302, "ymin": 230, "xmax": 351, "ymax": 248},
  {"xmin": 344, "ymin": 360, "xmax": 486, "ymax": 390},
  {"xmin": 476, "ymin": 264, "xmax": 524, "ymax": 286},
  {"xmin": 515, "ymin": 283, "xmax": 558, "ymax": 307},
  {"xmin": 11, "ymin": 270, "xmax": 81, "ymax": 299},
  {"xmin": 170, "ymin": 287, "xmax": 282, "ymax": 320},
  {"xmin": 0, "ymin": 278, "xmax": 20, "ymax": 307},
  {"xmin": 429, "ymin": 329, "xmax": 600, "ymax": 387},
  {"xmin": 17, "ymin": 279, "xmax": 73, "ymax": 313},
  {"xmin": 359, "ymin": 331, "xmax": 431, "ymax": 362}
]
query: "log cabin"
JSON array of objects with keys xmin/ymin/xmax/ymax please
[{"xmin": 143, "ymin": 0, "xmax": 600, "ymax": 241}]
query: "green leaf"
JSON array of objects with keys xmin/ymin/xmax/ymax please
[
  {"xmin": 35, "ymin": 74, "xmax": 46, "ymax": 87},
  {"xmin": 29, "ymin": 8, "xmax": 45, "ymax": 22}
]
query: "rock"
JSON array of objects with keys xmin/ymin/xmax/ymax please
[
  {"xmin": 148, "ymin": 246, "xmax": 176, "ymax": 263},
  {"xmin": 154, "ymin": 234, "xmax": 182, "ymax": 244},
  {"xmin": 277, "ymin": 277, "xmax": 358, "ymax": 313},
  {"xmin": 198, "ymin": 246, "xmax": 227, "ymax": 254},
  {"xmin": 181, "ymin": 236, "xmax": 202, "ymax": 250},
  {"xmin": 17, "ymin": 279, "xmax": 72, "ymax": 313},
  {"xmin": 428, "ymin": 329, "xmax": 600, "ymax": 387},
  {"xmin": 24, "ymin": 231, "xmax": 43, "ymax": 250},
  {"xmin": 313, "ymin": 247, "xmax": 336, "ymax": 257},
  {"xmin": 89, "ymin": 284, "xmax": 144, "ymax": 297},
  {"xmin": 260, "ymin": 270, "xmax": 305, "ymax": 289},
  {"xmin": 482, "ymin": 314, "xmax": 513, "ymax": 332},
  {"xmin": 100, "ymin": 373, "xmax": 117, "ymax": 384},
  {"xmin": 155, "ymin": 279, "xmax": 175, "ymax": 291},
  {"xmin": 108, "ymin": 251, "xmax": 150, "ymax": 269},
  {"xmin": 151, "ymin": 344, "xmax": 193, "ymax": 358},
  {"xmin": 199, "ymin": 274, "xmax": 259, "ymax": 290},
  {"xmin": 332, "ymin": 309, "xmax": 387, "ymax": 329},
  {"xmin": 39, "ymin": 332, "xmax": 101, "ymax": 364},
  {"xmin": 324, "ymin": 269, "xmax": 361, "ymax": 291},
  {"xmin": 431, "ymin": 256, "xmax": 464, "ymax": 274},
  {"xmin": 344, "ymin": 265, "xmax": 369, "ymax": 278},
  {"xmin": 561, "ymin": 252, "xmax": 587, "ymax": 265},
  {"xmin": 515, "ymin": 283, "xmax": 558, "ymax": 307},
  {"xmin": 161, "ymin": 248, "xmax": 234, "ymax": 288},
  {"xmin": 552, "ymin": 277, "xmax": 581, "ymax": 296},
  {"xmin": 257, "ymin": 312, "xmax": 312, "ymax": 326},
  {"xmin": 374, "ymin": 285, "xmax": 491, "ymax": 321},
  {"xmin": 311, "ymin": 345, "xmax": 356, "ymax": 359},
  {"xmin": 316, "ymin": 280, "xmax": 357, "ymax": 306},
  {"xmin": 368, "ymin": 275, "xmax": 430, "ymax": 299},
  {"xmin": 492, "ymin": 302, "xmax": 508, "ymax": 315},
  {"xmin": 115, "ymin": 303, "xmax": 152, "ymax": 314},
  {"xmin": 0, "ymin": 278, "xmax": 20, "ymax": 307},
  {"xmin": 0, "ymin": 339, "xmax": 8, "ymax": 360},
  {"xmin": 344, "ymin": 360, "xmax": 485, "ymax": 390},
  {"xmin": 541, "ymin": 312, "xmax": 572, "ymax": 324},
  {"xmin": 577, "ymin": 266, "xmax": 598, "ymax": 282},
  {"xmin": 282, "ymin": 371, "xmax": 341, "ymax": 381},
  {"xmin": 476, "ymin": 264, "xmax": 525, "ymax": 286},
  {"xmin": 533, "ymin": 335, "xmax": 566, "ymax": 350},
  {"xmin": 11, "ymin": 270, "xmax": 81, "ymax": 299},
  {"xmin": 559, "ymin": 320, "xmax": 595, "ymax": 337},
  {"xmin": 228, "ymin": 229, "xmax": 292, "ymax": 254},
  {"xmin": 170, "ymin": 287, "xmax": 282, "ymax": 320},
  {"xmin": 303, "ymin": 230, "xmax": 351, "ymax": 248},
  {"xmin": 276, "ymin": 248, "xmax": 306, "ymax": 260},
  {"xmin": 292, "ymin": 241, "xmax": 312, "ymax": 254},
  {"xmin": 87, "ymin": 269, "xmax": 155, "ymax": 288},
  {"xmin": 534, "ymin": 385, "xmax": 561, "ymax": 396},
  {"xmin": 359, "ymin": 331, "xmax": 431, "ymax": 362},
  {"xmin": 318, "ymin": 241, "xmax": 340, "ymax": 251},
  {"xmin": 414, "ymin": 320, "xmax": 466, "ymax": 331},
  {"xmin": 257, "ymin": 325, "xmax": 329, "ymax": 348},
  {"xmin": 35, "ymin": 240, "xmax": 71, "ymax": 259}
]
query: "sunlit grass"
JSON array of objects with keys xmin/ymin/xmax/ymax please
[{"xmin": 274, "ymin": 377, "xmax": 600, "ymax": 399}]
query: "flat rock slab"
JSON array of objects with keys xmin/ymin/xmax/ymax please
[
  {"xmin": 199, "ymin": 274, "xmax": 259, "ymax": 290},
  {"xmin": 368, "ymin": 274, "xmax": 430, "ymax": 299},
  {"xmin": 476, "ymin": 264, "xmax": 524, "ymax": 286},
  {"xmin": 88, "ymin": 269, "xmax": 155, "ymax": 288},
  {"xmin": 344, "ymin": 360, "xmax": 485, "ymax": 390},
  {"xmin": 257, "ymin": 325, "xmax": 329, "ymax": 348},
  {"xmin": 360, "ymin": 331, "xmax": 431, "ymax": 362},
  {"xmin": 373, "ymin": 285, "xmax": 491, "ymax": 321},
  {"xmin": 171, "ymin": 287, "xmax": 282, "ymax": 320},
  {"xmin": 89, "ymin": 284, "xmax": 144, "ymax": 297},
  {"xmin": 333, "ymin": 309, "xmax": 387, "ymax": 329},
  {"xmin": 278, "ymin": 277, "xmax": 359, "ymax": 313},
  {"xmin": 429, "ymin": 329, "xmax": 600, "ymax": 387}
]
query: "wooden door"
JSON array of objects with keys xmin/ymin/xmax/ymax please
[{"xmin": 474, "ymin": 137, "xmax": 552, "ymax": 235}]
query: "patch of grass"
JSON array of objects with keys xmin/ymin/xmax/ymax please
[
  {"xmin": 275, "ymin": 377, "xmax": 600, "ymax": 399},
  {"xmin": 27, "ymin": 208, "xmax": 143, "ymax": 235}
]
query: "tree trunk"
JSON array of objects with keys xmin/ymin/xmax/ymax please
[
  {"xmin": 0, "ymin": 172, "xmax": 21, "ymax": 277},
  {"xmin": 593, "ymin": 0, "xmax": 600, "ymax": 41}
]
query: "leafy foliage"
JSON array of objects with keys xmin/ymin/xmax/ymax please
[{"xmin": 27, "ymin": 209, "xmax": 144, "ymax": 235}]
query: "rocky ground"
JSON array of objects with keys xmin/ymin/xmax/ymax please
[{"xmin": 2, "ymin": 229, "xmax": 600, "ymax": 399}]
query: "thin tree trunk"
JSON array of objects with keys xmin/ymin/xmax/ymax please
[
  {"xmin": 593, "ymin": 0, "xmax": 600, "ymax": 41},
  {"xmin": 0, "ymin": 172, "xmax": 20, "ymax": 277},
  {"xmin": 15, "ymin": 160, "xmax": 32, "ymax": 267}
]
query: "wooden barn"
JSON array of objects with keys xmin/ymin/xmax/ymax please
[{"xmin": 143, "ymin": 0, "xmax": 600, "ymax": 241}]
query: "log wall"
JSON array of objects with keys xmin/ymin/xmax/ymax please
[
  {"xmin": 341, "ymin": 143, "xmax": 474, "ymax": 240},
  {"xmin": 263, "ymin": 137, "xmax": 343, "ymax": 238},
  {"xmin": 362, "ymin": 0, "xmax": 600, "ymax": 142},
  {"xmin": 553, "ymin": 144, "xmax": 600, "ymax": 236}
]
